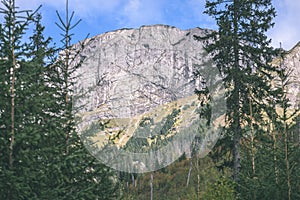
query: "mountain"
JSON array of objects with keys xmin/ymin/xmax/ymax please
[
  {"xmin": 72, "ymin": 24, "xmax": 225, "ymax": 172},
  {"xmin": 278, "ymin": 42, "xmax": 300, "ymax": 108},
  {"xmin": 71, "ymin": 24, "xmax": 299, "ymax": 172},
  {"xmin": 74, "ymin": 24, "xmax": 211, "ymax": 116}
]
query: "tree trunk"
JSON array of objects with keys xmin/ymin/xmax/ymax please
[
  {"xmin": 186, "ymin": 157, "xmax": 193, "ymax": 187},
  {"xmin": 131, "ymin": 173, "xmax": 135, "ymax": 187},
  {"xmin": 9, "ymin": 0, "xmax": 16, "ymax": 169},
  {"xmin": 233, "ymin": 79, "xmax": 241, "ymax": 182},
  {"xmin": 233, "ymin": 131, "xmax": 240, "ymax": 181},
  {"xmin": 249, "ymin": 90, "xmax": 255, "ymax": 175},
  {"xmin": 273, "ymin": 131, "xmax": 279, "ymax": 184},
  {"xmin": 64, "ymin": 0, "xmax": 70, "ymax": 154},
  {"xmin": 233, "ymin": 0, "xmax": 241, "ymax": 182},
  {"xmin": 280, "ymin": 50, "xmax": 291, "ymax": 200},
  {"xmin": 284, "ymin": 120, "xmax": 291, "ymax": 200},
  {"xmin": 150, "ymin": 172, "xmax": 154, "ymax": 200}
]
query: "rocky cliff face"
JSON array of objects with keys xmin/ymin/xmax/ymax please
[
  {"xmin": 282, "ymin": 42, "xmax": 300, "ymax": 107},
  {"xmin": 73, "ymin": 25, "xmax": 300, "ymax": 119},
  {"xmin": 74, "ymin": 25, "xmax": 211, "ymax": 117},
  {"xmin": 271, "ymin": 42, "xmax": 300, "ymax": 108},
  {"xmin": 72, "ymin": 24, "xmax": 299, "ymax": 172},
  {"xmin": 72, "ymin": 25, "xmax": 224, "ymax": 172}
]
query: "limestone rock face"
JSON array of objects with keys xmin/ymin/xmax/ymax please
[
  {"xmin": 74, "ymin": 25, "xmax": 211, "ymax": 120},
  {"xmin": 271, "ymin": 42, "xmax": 300, "ymax": 108},
  {"xmin": 72, "ymin": 25, "xmax": 224, "ymax": 172},
  {"xmin": 282, "ymin": 43, "xmax": 300, "ymax": 108},
  {"xmin": 71, "ymin": 24, "xmax": 300, "ymax": 172}
]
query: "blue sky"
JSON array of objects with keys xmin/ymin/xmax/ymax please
[{"xmin": 9, "ymin": 0, "xmax": 300, "ymax": 50}]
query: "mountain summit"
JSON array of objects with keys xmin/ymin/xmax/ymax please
[
  {"xmin": 71, "ymin": 25, "xmax": 298, "ymax": 172},
  {"xmin": 72, "ymin": 25, "xmax": 225, "ymax": 172}
]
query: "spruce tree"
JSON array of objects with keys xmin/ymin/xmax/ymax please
[
  {"xmin": 238, "ymin": 48, "xmax": 300, "ymax": 199},
  {"xmin": 0, "ymin": 0, "xmax": 121, "ymax": 198},
  {"xmin": 270, "ymin": 50, "xmax": 300, "ymax": 200},
  {"xmin": 200, "ymin": 0, "xmax": 279, "ymax": 182},
  {"xmin": 46, "ymin": 0, "xmax": 121, "ymax": 198},
  {"xmin": 0, "ymin": 0, "xmax": 44, "ymax": 198}
]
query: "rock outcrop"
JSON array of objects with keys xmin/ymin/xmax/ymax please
[
  {"xmin": 72, "ymin": 25, "xmax": 225, "ymax": 172},
  {"xmin": 72, "ymin": 24, "xmax": 299, "ymax": 172},
  {"xmin": 74, "ymin": 25, "xmax": 212, "ymax": 117},
  {"xmin": 281, "ymin": 42, "xmax": 300, "ymax": 107}
]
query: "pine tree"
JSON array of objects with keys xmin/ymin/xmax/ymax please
[
  {"xmin": 271, "ymin": 49, "xmax": 300, "ymax": 200},
  {"xmin": 0, "ymin": 1, "xmax": 44, "ymax": 198},
  {"xmin": 238, "ymin": 48, "xmax": 300, "ymax": 199},
  {"xmin": 0, "ymin": 0, "xmax": 121, "ymax": 198},
  {"xmin": 46, "ymin": 0, "xmax": 121, "ymax": 198},
  {"xmin": 200, "ymin": 0, "xmax": 279, "ymax": 182}
]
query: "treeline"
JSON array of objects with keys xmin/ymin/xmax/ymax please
[
  {"xmin": 0, "ymin": 0, "xmax": 300, "ymax": 199},
  {"xmin": 123, "ymin": 0, "xmax": 300, "ymax": 199},
  {"xmin": 200, "ymin": 0, "xmax": 300, "ymax": 199},
  {"xmin": 0, "ymin": 0, "xmax": 120, "ymax": 199}
]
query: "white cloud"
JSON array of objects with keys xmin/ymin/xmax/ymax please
[
  {"xmin": 16, "ymin": 0, "xmax": 61, "ymax": 10},
  {"xmin": 118, "ymin": 0, "xmax": 165, "ymax": 28},
  {"xmin": 269, "ymin": 0, "xmax": 300, "ymax": 50},
  {"xmin": 186, "ymin": 0, "xmax": 216, "ymax": 29},
  {"xmin": 3, "ymin": 0, "xmax": 299, "ymax": 50},
  {"xmin": 15, "ymin": 0, "xmax": 166, "ymax": 28},
  {"xmin": 16, "ymin": 0, "xmax": 123, "ymax": 19},
  {"xmin": 68, "ymin": 0, "xmax": 123, "ymax": 18},
  {"xmin": 122, "ymin": 0, "xmax": 141, "ymax": 23}
]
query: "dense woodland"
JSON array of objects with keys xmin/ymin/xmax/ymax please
[{"xmin": 0, "ymin": 0, "xmax": 299, "ymax": 199}]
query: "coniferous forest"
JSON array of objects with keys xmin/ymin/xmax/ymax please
[{"xmin": 0, "ymin": 0, "xmax": 299, "ymax": 199}]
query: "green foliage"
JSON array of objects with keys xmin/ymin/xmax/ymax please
[
  {"xmin": 123, "ymin": 108, "xmax": 180, "ymax": 152},
  {"xmin": 237, "ymin": 49, "xmax": 300, "ymax": 199},
  {"xmin": 238, "ymin": 132, "xmax": 300, "ymax": 199},
  {"xmin": 201, "ymin": 0, "xmax": 280, "ymax": 182},
  {"xmin": 202, "ymin": 176, "xmax": 236, "ymax": 200},
  {"xmin": 1, "ymin": 1, "xmax": 299, "ymax": 199},
  {"xmin": 0, "ymin": 0, "xmax": 121, "ymax": 199},
  {"xmin": 122, "ymin": 156, "xmax": 232, "ymax": 200}
]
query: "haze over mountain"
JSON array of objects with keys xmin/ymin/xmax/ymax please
[
  {"xmin": 72, "ymin": 24, "xmax": 299, "ymax": 172},
  {"xmin": 73, "ymin": 25, "xmax": 226, "ymax": 172}
]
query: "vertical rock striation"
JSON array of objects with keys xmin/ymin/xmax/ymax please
[{"xmin": 74, "ymin": 25, "xmax": 212, "ymax": 119}]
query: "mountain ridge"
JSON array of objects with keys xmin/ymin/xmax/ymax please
[{"xmin": 72, "ymin": 25, "xmax": 299, "ymax": 168}]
